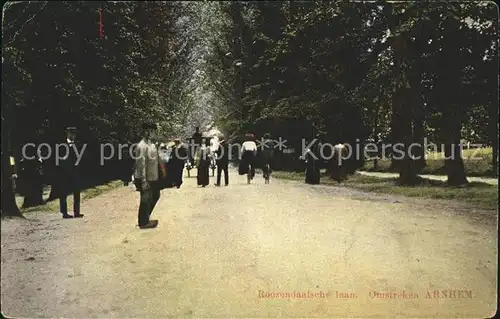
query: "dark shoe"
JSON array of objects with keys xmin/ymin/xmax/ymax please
[
  {"xmin": 74, "ymin": 214, "xmax": 84, "ymax": 218},
  {"xmin": 62, "ymin": 214, "xmax": 74, "ymax": 219},
  {"xmin": 225, "ymin": 184, "xmax": 228, "ymax": 186},
  {"xmin": 214, "ymin": 183, "xmax": 220, "ymax": 186},
  {"xmin": 139, "ymin": 220, "xmax": 158, "ymax": 229}
]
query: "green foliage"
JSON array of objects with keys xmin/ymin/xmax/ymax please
[
  {"xmin": 198, "ymin": 1, "xmax": 497, "ymax": 180},
  {"xmin": 3, "ymin": 1, "xmax": 196, "ymax": 146}
]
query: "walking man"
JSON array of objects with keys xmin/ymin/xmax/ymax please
[
  {"xmin": 191, "ymin": 127, "xmax": 202, "ymax": 149},
  {"xmin": 59, "ymin": 127, "xmax": 84, "ymax": 218},
  {"xmin": 260, "ymin": 133, "xmax": 275, "ymax": 183},
  {"xmin": 134, "ymin": 122, "xmax": 166, "ymax": 229},
  {"xmin": 215, "ymin": 136, "xmax": 229, "ymax": 186}
]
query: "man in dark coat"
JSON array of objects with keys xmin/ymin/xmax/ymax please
[
  {"xmin": 191, "ymin": 127, "xmax": 202, "ymax": 153},
  {"xmin": 58, "ymin": 127, "xmax": 84, "ymax": 218},
  {"xmin": 260, "ymin": 133, "xmax": 275, "ymax": 182},
  {"xmin": 215, "ymin": 136, "xmax": 229, "ymax": 186}
]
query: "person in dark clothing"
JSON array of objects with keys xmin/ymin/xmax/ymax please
[
  {"xmin": 170, "ymin": 139, "xmax": 186, "ymax": 188},
  {"xmin": 215, "ymin": 137, "xmax": 229, "ymax": 186},
  {"xmin": 330, "ymin": 143, "xmax": 348, "ymax": 182},
  {"xmin": 58, "ymin": 127, "xmax": 84, "ymax": 218},
  {"xmin": 158, "ymin": 143, "xmax": 173, "ymax": 189},
  {"xmin": 191, "ymin": 127, "xmax": 202, "ymax": 153},
  {"xmin": 121, "ymin": 145, "xmax": 134, "ymax": 186},
  {"xmin": 18, "ymin": 146, "xmax": 45, "ymax": 208},
  {"xmin": 239, "ymin": 133, "xmax": 257, "ymax": 179},
  {"xmin": 304, "ymin": 138, "xmax": 321, "ymax": 185},
  {"xmin": 260, "ymin": 133, "xmax": 275, "ymax": 183},
  {"xmin": 197, "ymin": 138, "xmax": 211, "ymax": 187}
]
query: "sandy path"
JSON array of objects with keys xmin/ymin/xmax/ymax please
[{"xmin": 1, "ymin": 169, "xmax": 497, "ymax": 318}]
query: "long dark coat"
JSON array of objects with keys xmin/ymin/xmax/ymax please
[
  {"xmin": 305, "ymin": 143, "xmax": 320, "ymax": 184},
  {"xmin": 197, "ymin": 147, "xmax": 210, "ymax": 186},
  {"xmin": 55, "ymin": 140, "xmax": 83, "ymax": 196}
]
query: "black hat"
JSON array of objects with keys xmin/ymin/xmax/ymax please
[{"xmin": 142, "ymin": 122, "xmax": 157, "ymax": 130}]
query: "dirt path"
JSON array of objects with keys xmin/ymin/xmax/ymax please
[
  {"xmin": 1, "ymin": 169, "xmax": 497, "ymax": 318},
  {"xmin": 358, "ymin": 170, "xmax": 498, "ymax": 185}
]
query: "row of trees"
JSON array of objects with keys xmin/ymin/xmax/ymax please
[
  {"xmin": 197, "ymin": 1, "xmax": 498, "ymax": 185},
  {"xmin": 1, "ymin": 1, "xmax": 202, "ymax": 216}
]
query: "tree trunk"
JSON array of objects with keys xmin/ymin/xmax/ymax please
[
  {"xmin": 488, "ymin": 99, "xmax": 498, "ymax": 176},
  {"xmin": 1, "ymin": 140, "xmax": 23, "ymax": 218},
  {"xmin": 492, "ymin": 138, "xmax": 498, "ymax": 177},
  {"xmin": 413, "ymin": 116, "xmax": 426, "ymax": 172},
  {"xmin": 409, "ymin": 69, "xmax": 426, "ymax": 172},
  {"xmin": 396, "ymin": 89, "xmax": 419, "ymax": 185},
  {"xmin": 444, "ymin": 145, "xmax": 468, "ymax": 185},
  {"xmin": 443, "ymin": 107, "xmax": 468, "ymax": 186},
  {"xmin": 372, "ymin": 101, "xmax": 381, "ymax": 170},
  {"xmin": 392, "ymin": 32, "xmax": 418, "ymax": 185}
]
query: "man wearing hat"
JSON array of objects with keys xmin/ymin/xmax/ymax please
[
  {"xmin": 260, "ymin": 132, "xmax": 275, "ymax": 183},
  {"xmin": 58, "ymin": 126, "xmax": 84, "ymax": 218},
  {"xmin": 214, "ymin": 135, "xmax": 229, "ymax": 186},
  {"xmin": 134, "ymin": 122, "xmax": 166, "ymax": 229}
]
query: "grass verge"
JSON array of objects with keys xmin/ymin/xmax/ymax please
[
  {"xmin": 362, "ymin": 147, "xmax": 495, "ymax": 177},
  {"xmin": 17, "ymin": 180, "xmax": 123, "ymax": 213},
  {"xmin": 274, "ymin": 171, "xmax": 498, "ymax": 211}
]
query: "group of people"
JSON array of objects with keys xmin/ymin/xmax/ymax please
[
  {"xmin": 133, "ymin": 124, "xmax": 234, "ymax": 228},
  {"xmin": 302, "ymin": 138, "xmax": 348, "ymax": 184},
  {"xmin": 158, "ymin": 126, "xmax": 230, "ymax": 188},
  {"xmin": 14, "ymin": 122, "xmax": 278, "ymax": 229},
  {"xmin": 132, "ymin": 124, "xmax": 278, "ymax": 229}
]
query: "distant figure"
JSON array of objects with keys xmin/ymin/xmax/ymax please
[
  {"xmin": 170, "ymin": 139, "xmax": 187, "ymax": 188},
  {"xmin": 260, "ymin": 133, "xmax": 275, "ymax": 183},
  {"xmin": 191, "ymin": 127, "xmax": 202, "ymax": 152},
  {"xmin": 158, "ymin": 143, "xmax": 173, "ymax": 189},
  {"xmin": 134, "ymin": 122, "xmax": 166, "ymax": 229},
  {"xmin": 58, "ymin": 127, "xmax": 84, "ymax": 218},
  {"xmin": 330, "ymin": 143, "xmax": 348, "ymax": 182},
  {"xmin": 239, "ymin": 133, "xmax": 257, "ymax": 179},
  {"xmin": 215, "ymin": 136, "xmax": 229, "ymax": 186},
  {"xmin": 304, "ymin": 138, "xmax": 320, "ymax": 185},
  {"xmin": 196, "ymin": 138, "xmax": 211, "ymax": 187},
  {"xmin": 121, "ymin": 143, "xmax": 134, "ymax": 186},
  {"xmin": 18, "ymin": 146, "xmax": 44, "ymax": 208}
]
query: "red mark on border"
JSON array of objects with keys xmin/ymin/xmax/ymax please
[{"xmin": 99, "ymin": 8, "xmax": 103, "ymax": 39}]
